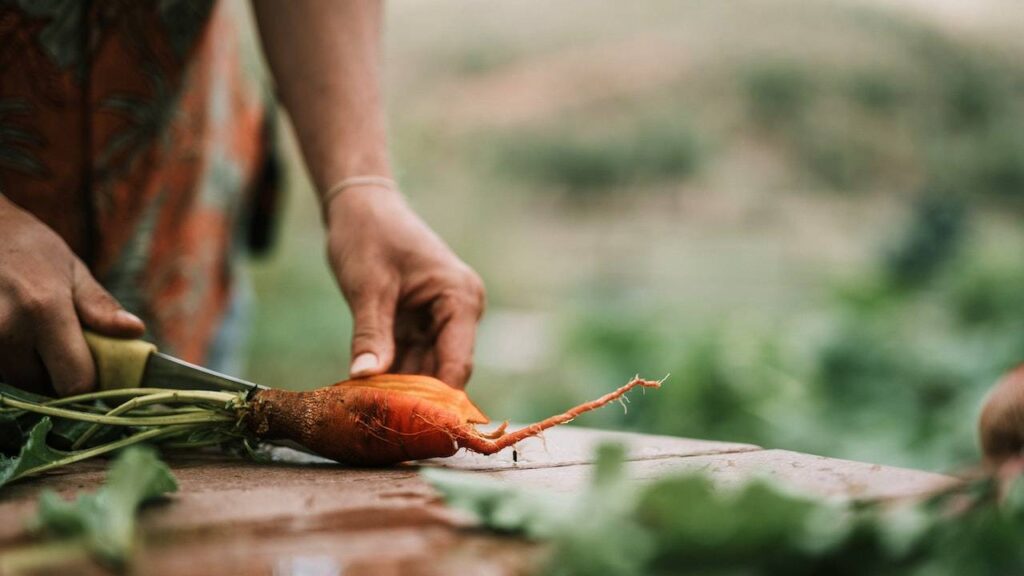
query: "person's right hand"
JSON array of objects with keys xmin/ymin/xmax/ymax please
[
  {"xmin": 0, "ymin": 195, "xmax": 145, "ymax": 396},
  {"xmin": 980, "ymin": 365, "xmax": 1024, "ymax": 468}
]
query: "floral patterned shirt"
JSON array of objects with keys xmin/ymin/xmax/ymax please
[{"xmin": 0, "ymin": 0, "xmax": 274, "ymax": 364}]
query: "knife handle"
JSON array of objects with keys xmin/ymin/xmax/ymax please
[{"xmin": 84, "ymin": 331, "xmax": 157, "ymax": 390}]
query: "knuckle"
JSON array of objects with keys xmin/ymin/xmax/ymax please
[
  {"xmin": 351, "ymin": 324, "xmax": 385, "ymax": 345},
  {"xmin": 440, "ymin": 271, "xmax": 486, "ymax": 314},
  {"xmin": 81, "ymin": 286, "xmax": 117, "ymax": 310},
  {"xmin": 466, "ymin": 273, "xmax": 486, "ymax": 310},
  {"xmin": 462, "ymin": 268, "xmax": 485, "ymax": 295},
  {"xmin": 344, "ymin": 273, "xmax": 390, "ymax": 304},
  {"xmin": 17, "ymin": 287, "xmax": 60, "ymax": 318}
]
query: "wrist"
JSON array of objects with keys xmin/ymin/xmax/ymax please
[
  {"xmin": 321, "ymin": 176, "xmax": 397, "ymax": 212},
  {"xmin": 309, "ymin": 138, "xmax": 393, "ymax": 193},
  {"xmin": 323, "ymin": 181, "xmax": 406, "ymax": 229}
]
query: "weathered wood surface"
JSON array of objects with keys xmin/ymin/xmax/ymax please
[{"xmin": 0, "ymin": 427, "xmax": 956, "ymax": 575}]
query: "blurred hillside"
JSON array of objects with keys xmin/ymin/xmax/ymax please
[{"xmin": 243, "ymin": 0, "xmax": 1024, "ymax": 471}]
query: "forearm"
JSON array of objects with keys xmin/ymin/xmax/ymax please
[{"xmin": 253, "ymin": 0, "xmax": 391, "ymax": 194}]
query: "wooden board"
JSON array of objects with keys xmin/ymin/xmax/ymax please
[{"xmin": 0, "ymin": 427, "xmax": 955, "ymax": 575}]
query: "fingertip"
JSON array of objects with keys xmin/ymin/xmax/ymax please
[
  {"xmin": 350, "ymin": 352, "xmax": 381, "ymax": 378},
  {"xmin": 114, "ymin": 310, "xmax": 146, "ymax": 336}
]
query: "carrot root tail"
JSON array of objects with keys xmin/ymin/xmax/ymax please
[{"xmin": 459, "ymin": 375, "xmax": 664, "ymax": 455}]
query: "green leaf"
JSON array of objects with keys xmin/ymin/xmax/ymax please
[
  {"xmin": 551, "ymin": 443, "xmax": 653, "ymax": 576},
  {"xmin": 33, "ymin": 445, "xmax": 178, "ymax": 565},
  {"xmin": 421, "ymin": 467, "xmax": 569, "ymax": 538},
  {"xmin": 0, "ymin": 418, "xmax": 67, "ymax": 488},
  {"xmin": 590, "ymin": 442, "xmax": 627, "ymax": 489},
  {"xmin": 0, "ymin": 382, "xmax": 53, "ymax": 404}
]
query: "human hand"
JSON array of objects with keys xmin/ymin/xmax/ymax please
[
  {"xmin": 980, "ymin": 365, "xmax": 1024, "ymax": 468},
  {"xmin": 0, "ymin": 195, "xmax": 145, "ymax": 395},
  {"xmin": 325, "ymin": 186, "xmax": 485, "ymax": 389}
]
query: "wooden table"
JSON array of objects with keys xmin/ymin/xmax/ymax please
[{"xmin": 0, "ymin": 427, "xmax": 955, "ymax": 575}]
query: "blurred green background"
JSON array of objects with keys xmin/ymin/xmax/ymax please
[{"xmin": 241, "ymin": 0, "xmax": 1024, "ymax": 472}]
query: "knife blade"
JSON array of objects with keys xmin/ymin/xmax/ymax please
[
  {"xmin": 142, "ymin": 351, "xmax": 266, "ymax": 393},
  {"xmin": 85, "ymin": 331, "xmax": 267, "ymax": 393}
]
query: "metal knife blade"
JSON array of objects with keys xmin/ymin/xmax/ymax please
[{"xmin": 142, "ymin": 352, "xmax": 267, "ymax": 393}]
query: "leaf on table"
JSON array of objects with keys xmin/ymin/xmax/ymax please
[
  {"xmin": 33, "ymin": 445, "xmax": 178, "ymax": 565},
  {"xmin": 421, "ymin": 467, "xmax": 570, "ymax": 538},
  {"xmin": 0, "ymin": 418, "xmax": 67, "ymax": 488},
  {"xmin": 551, "ymin": 443, "xmax": 654, "ymax": 576}
]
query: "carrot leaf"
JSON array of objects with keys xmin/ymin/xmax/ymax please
[
  {"xmin": 31, "ymin": 445, "xmax": 178, "ymax": 566},
  {"xmin": 425, "ymin": 442, "xmax": 1024, "ymax": 576},
  {"xmin": 0, "ymin": 418, "xmax": 67, "ymax": 488},
  {"xmin": 422, "ymin": 467, "xmax": 568, "ymax": 537}
]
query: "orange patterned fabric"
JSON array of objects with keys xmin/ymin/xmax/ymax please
[{"xmin": 0, "ymin": 0, "xmax": 270, "ymax": 363}]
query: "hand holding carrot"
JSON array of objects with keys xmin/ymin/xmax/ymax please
[{"xmin": 324, "ymin": 185, "xmax": 485, "ymax": 389}]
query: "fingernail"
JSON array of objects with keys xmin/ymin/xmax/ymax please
[
  {"xmin": 116, "ymin": 310, "xmax": 143, "ymax": 326},
  {"xmin": 350, "ymin": 353, "xmax": 379, "ymax": 376}
]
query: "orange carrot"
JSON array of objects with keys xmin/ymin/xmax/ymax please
[{"xmin": 244, "ymin": 374, "xmax": 662, "ymax": 466}]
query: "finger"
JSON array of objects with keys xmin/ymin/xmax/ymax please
[
  {"xmin": 421, "ymin": 348, "xmax": 437, "ymax": 377},
  {"xmin": 397, "ymin": 344, "xmax": 427, "ymax": 375},
  {"xmin": 392, "ymin": 341, "xmax": 412, "ymax": 374},
  {"xmin": 433, "ymin": 309, "xmax": 478, "ymax": 389},
  {"xmin": 35, "ymin": 299, "xmax": 96, "ymax": 396},
  {"xmin": 349, "ymin": 288, "xmax": 397, "ymax": 378},
  {"xmin": 0, "ymin": 346, "xmax": 49, "ymax": 394},
  {"xmin": 72, "ymin": 261, "xmax": 144, "ymax": 337}
]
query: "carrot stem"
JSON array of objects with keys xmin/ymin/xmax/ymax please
[
  {"xmin": 0, "ymin": 395, "xmax": 235, "ymax": 427},
  {"xmin": 11, "ymin": 424, "xmax": 200, "ymax": 481},
  {"xmin": 70, "ymin": 391, "xmax": 244, "ymax": 449},
  {"xmin": 39, "ymin": 388, "xmax": 235, "ymax": 406}
]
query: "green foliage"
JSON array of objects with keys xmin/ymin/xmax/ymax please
[
  {"xmin": 0, "ymin": 418, "xmax": 67, "ymax": 488},
  {"xmin": 500, "ymin": 120, "xmax": 702, "ymax": 195},
  {"xmin": 937, "ymin": 58, "xmax": 1009, "ymax": 132},
  {"xmin": 0, "ymin": 384, "xmax": 245, "ymax": 486},
  {"xmin": 553, "ymin": 240, "xmax": 1024, "ymax": 470},
  {"xmin": 32, "ymin": 446, "xmax": 178, "ymax": 566},
  {"xmin": 426, "ymin": 443, "xmax": 1024, "ymax": 576},
  {"xmin": 966, "ymin": 129, "xmax": 1024, "ymax": 202},
  {"xmin": 883, "ymin": 194, "xmax": 968, "ymax": 289},
  {"xmin": 744, "ymin": 63, "xmax": 816, "ymax": 126},
  {"xmin": 847, "ymin": 71, "xmax": 904, "ymax": 113},
  {"xmin": 798, "ymin": 127, "xmax": 879, "ymax": 191},
  {"xmin": 560, "ymin": 311, "xmax": 790, "ymax": 447},
  {"xmin": 423, "ymin": 467, "xmax": 568, "ymax": 537},
  {"xmin": 952, "ymin": 264, "xmax": 1024, "ymax": 328}
]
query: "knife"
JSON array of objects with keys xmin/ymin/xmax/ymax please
[{"xmin": 84, "ymin": 331, "xmax": 267, "ymax": 393}]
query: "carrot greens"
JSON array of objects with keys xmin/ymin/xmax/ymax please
[{"xmin": 425, "ymin": 444, "xmax": 1024, "ymax": 576}]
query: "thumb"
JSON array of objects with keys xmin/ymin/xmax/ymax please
[
  {"xmin": 71, "ymin": 261, "xmax": 145, "ymax": 337},
  {"xmin": 348, "ymin": 291, "xmax": 396, "ymax": 378}
]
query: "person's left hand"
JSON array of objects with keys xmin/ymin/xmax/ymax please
[{"xmin": 324, "ymin": 185, "xmax": 485, "ymax": 389}]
